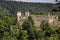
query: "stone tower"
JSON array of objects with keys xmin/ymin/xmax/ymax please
[
  {"xmin": 17, "ymin": 11, "xmax": 30, "ymax": 25},
  {"xmin": 17, "ymin": 11, "xmax": 21, "ymax": 23},
  {"xmin": 25, "ymin": 11, "xmax": 30, "ymax": 17}
]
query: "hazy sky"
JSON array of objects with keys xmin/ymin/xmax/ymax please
[
  {"xmin": 6, "ymin": 0, "xmax": 60, "ymax": 3},
  {"xmin": 15, "ymin": 0, "xmax": 57, "ymax": 3}
]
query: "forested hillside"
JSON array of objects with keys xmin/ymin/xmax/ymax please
[{"xmin": 0, "ymin": 1, "xmax": 55, "ymax": 16}]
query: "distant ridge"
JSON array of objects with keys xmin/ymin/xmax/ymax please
[{"xmin": 0, "ymin": 1, "xmax": 56, "ymax": 17}]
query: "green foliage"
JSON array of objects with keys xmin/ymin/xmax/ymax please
[
  {"xmin": 40, "ymin": 21, "xmax": 59, "ymax": 39},
  {"xmin": 0, "ymin": 12, "xmax": 60, "ymax": 40},
  {"xmin": 0, "ymin": 32, "xmax": 17, "ymax": 40},
  {"xmin": 35, "ymin": 30, "xmax": 44, "ymax": 40},
  {"xmin": 51, "ymin": 3, "xmax": 60, "ymax": 21},
  {"xmin": 46, "ymin": 34, "xmax": 59, "ymax": 40},
  {"xmin": 40, "ymin": 21, "xmax": 50, "ymax": 31},
  {"xmin": 28, "ymin": 25, "xmax": 35, "ymax": 40},
  {"xmin": 22, "ymin": 19, "xmax": 33, "ymax": 30},
  {"xmin": 28, "ymin": 16, "xmax": 34, "ymax": 26},
  {"xmin": 17, "ymin": 30, "xmax": 28, "ymax": 40},
  {"xmin": 0, "ymin": 1, "xmax": 54, "ymax": 16},
  {"xmin": 22, "ymin": 18, "xmax": 36, "ymax": 40},
  {"xmin": 52, "ymin": 3, "xmax": 60, "ymax": 12},
  {"xmin": 0, "ymin": 13, "xmax": 20, "ymax": 40},
  {"xmin": 10, "ymin": 24, "xmax": 20, "ymax": 37},
  {"xmin": 56, "ymin": 27, "xmax": 60, "ymax": 34},
  {"xmin": 21, "ymin": 17, "xmax": 60, "ymax": 40},
  {"xmin": 32, "ymin": 10, "xmax": 48, "ymax": 15}
]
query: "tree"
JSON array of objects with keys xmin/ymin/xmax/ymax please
[
  {"xmin": 28, "ymin": 26, "xmax": 36, "ymax": 40},
  {"xmin": 22, "ymin": 19, "xmax": 36, "ymax": 40},
  {"xmin": 22, "ymin": 19, "xmax": 33, "ymax": 30},
  {"xmin": 40, "ymin": 21, "xmax": 52, "ymax": 37},
  {"xmin": 0, "ymin": 32, "xmax": 17, "ymax": 40},
  {"xmin": 28, "ymin": 16, "xmax": 34, "ymax": 25},
  {"xmin": 35, "ymin": 30, "xmax": 44, "ymax": 40},
  {"xmin": 17, "ymin": 30, "xmax": 28, "ymax": 40},
  {"xmin": 55, "ymin": 28, "xmax": 60, "ymax": 39},
  {"xmin": 0, "ymin": 13, "xmax": 19, "ymax": 40},
  {"xmin": 40, "ymin": 21, "xmax": 50, "ymax": 31}
]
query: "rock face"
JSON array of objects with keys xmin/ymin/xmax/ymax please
[{"xmin": 17, "ymin": 11, "xmax": 58, "ymax": 29}]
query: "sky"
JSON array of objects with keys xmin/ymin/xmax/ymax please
[
  {"xmin": 6, "ymin": 0, "xmax": 60, "ymax": 3},
  {"xmin": 15, "ymin": 0, "xmax": 57, "ymax": 3}
]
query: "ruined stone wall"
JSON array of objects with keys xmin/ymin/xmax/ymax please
[
  {"xmin": 31, "ymin": 15, "xmax": 58, "ymax": 29},
  {"xmin": 17, "ymin": 11, "xmax": 59, "ymax": 29},
  {"xmin": 31, "ymin": 15, "xmax": 48, "ymax": 29}
]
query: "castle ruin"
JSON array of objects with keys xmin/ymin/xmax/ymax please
[{"xmin": 17, "ymin": 11, "xmax": 59, "ymax": 29}]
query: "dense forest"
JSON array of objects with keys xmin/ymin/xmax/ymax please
[{"xmin": 0, "ymin": 1, "xmax": 56, "ymax": 16}]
